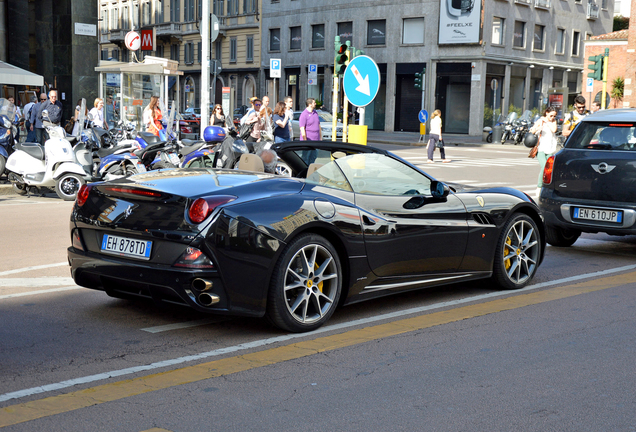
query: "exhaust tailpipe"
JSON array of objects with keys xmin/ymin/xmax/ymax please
[
  {"xmin": 198, "ymin": 292, "xmax": 220, "ymax": 306},
  {"xmin": 192, "ymin": 278, "xmax": 213, "ymax": 292}
]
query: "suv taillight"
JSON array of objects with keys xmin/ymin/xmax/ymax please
[{"xmin": 543, "ymin": 155, "xmax": 555, "ymax": 185}]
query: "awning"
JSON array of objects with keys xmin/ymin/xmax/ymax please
[{"xmin": 0, "ymin": 61, "xmax": 44, "ymax": 86}]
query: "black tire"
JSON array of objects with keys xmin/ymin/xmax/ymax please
[
  {"xmin": 0, "ymin": 155, "xmax": 5, "ymax": 178},
  {"xmin": 486, "ymin": 134, "xmax": 492, "ymax": 143},
  {"xmin": 12, "ymin": 182, "xmax": 27, "ymax": 196},
  {"xmin": 54, "ymin": 173, "xmax": 85, "ymax": 201},
  {"xmin": 545, "ymin": 225, "xmax": 580, "ymax": 247},
  {"xmin": 492, "ymin": 213, "xmax": 542, "ymax": 290},
  {"xmin": 266, "ymin": 234, "xmax": 342, "ymax": 332},
  {"xmin": 151, "ymin": 161, "xmax": 173, "ymax": 170}
]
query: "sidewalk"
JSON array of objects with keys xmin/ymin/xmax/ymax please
[{"xmin": 0, "ymin": 132, "xmax": 519, "ymax": 196}]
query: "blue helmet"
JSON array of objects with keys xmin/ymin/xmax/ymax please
[{"xmin": 203, "ymin": 126, "xmax": 226, "ymax": 142}]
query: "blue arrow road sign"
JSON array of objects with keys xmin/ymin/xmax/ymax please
[
  {"xmin": 418, "ymin": 109, "xmax": 428, "ymax": 124},
  {"xmin": 343, "ymin": 55, "xmax": 381, "ymax": 107}
]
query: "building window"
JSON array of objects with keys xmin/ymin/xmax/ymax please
[
  {"xmin": 185, "ymin": 42, "xmax": 194, "ymax": 64},
  {"xmin": 402, "ymin": 17, "xmax": 424, "ymax": 44},
  {"xmin": 122, "ymin": 50, "xmax": 129, "ymax": 62},
  {"xmin": 142, "ymin": 2, "xmax": 150, "ymax": 26},
  {"xmin": 243, "ymin": 0, "xmax": 256, "ymax": 13},
  {"xmin": 111, "ymin": 49, "xmax": 120, "ymax": 61},
  {"xmin": 290, "ymin": 26, "xmax": 302, "ymax": 50},
  {"xmin": 367, "ymin": 20, "xmax": 386, "ymax": 46},
  {"xmin": 133, "ymin": 3, "xmax": 139, "ymax": 28},
  {"xmin": 270, "ymin": 28, "xmax": 281, "ymax": 51},
  {"xmin": 171, "ymin": 44, "xmax": 179, "ymax": 61},
  {"xmin": 246, "ymin": 35, "xmax": 254, "ymax": 61},
  {"xmin": 110, "ymin": 7, "xmax": 118, "ymax": 30},
  {"xmin": 155, "ymin": 0, "xmax": 164, "ymax": 24},
  {"xmin": 533, "ymin": 24, "xmax": 545, "ymax": 51},
  {"xmin": 230, "ymin": 37, "xmax": 237, "ymax": 62},
  {"xmin": 556, "ymin": 28, "xmax": 565, "ymax": 54},
  {"xmin": 312, "ymin": 24, "xmax": 325, "ymax": 49},
  {"xmin": 122, "ymin": 6, "xmax": 129, "ymax": 29},
  {"xmin": 513, "ymin": 21, "xmax": 525, "ymax": 48},
  {"xmin": 338, "ymin": 22, "xmax": 353, "ymax": 45},
  {"xmin": 101, "ymin": 49, "xmax": 109, "ymax": 60},
  {"xmin": 213, "ymin": 0, "xmax": 224, "ymax": 15},
  {"xmin": 155, "ymin": 45, "xmax": 164, "ymax": 58},
  {"xmin": 571, "ymin": 31, "xmax": 580, "ymax": 56},
  {"xmin": 227, "ymin": 0, "xmax": 238, "ymax": 15},
  {"xmin": 170, "ymin": 0, "xmax": 180, "ymax": 22},
  {"xmin": 215, "ymin": 40, "xmax": 222, "ymax": 60},
  {"xmin": 601, "ymin": 0, "xmax": 608, "ymax": 9},
  {"xmin": 198, "ymin": 42, "xmax": 201, "ymax": 63},
  {"xmin": 101, "ymin": 11, "xmax": 108, "ymax": 33},
  {"xmin": 185, "ymin": 0, "xmax": 195, "ymax": 21},
  {"xmin": 491, "ymin": 17, "xmax": 504, "ymax": 45}
]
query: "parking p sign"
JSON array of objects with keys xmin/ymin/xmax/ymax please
[{"xmin": 270, "ymin": 58, "xmax": 281, "ymax": 78}]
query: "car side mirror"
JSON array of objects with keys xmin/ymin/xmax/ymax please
[{"xmin": 430, "ymin": 181, "xmax": 450, "ymax": 199}]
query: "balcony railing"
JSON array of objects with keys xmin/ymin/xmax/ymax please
[
  {"xmin": 108, "ymin": 29, "xmax": 126, "ymax": 42},
  {"xmin": 155, "ymin": 22, "xmax": 182, "ymax": 37},
  {"xmin": 587, "ymin": 3, "xmax": 600, "ymax": 19},
  {"xmin": 535, "ymin": 0, "xmax": 551, "ymax": 8}
]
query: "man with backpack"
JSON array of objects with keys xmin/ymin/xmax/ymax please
[{"xmin": 562, "ymin": 95, "xmax": 589, "ymax": 138}]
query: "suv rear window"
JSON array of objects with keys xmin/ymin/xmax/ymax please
[{"xmin": 567, "ymin": 122, "xmax": 636, "ymax": 151}]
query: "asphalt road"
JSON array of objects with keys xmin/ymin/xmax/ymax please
[{"xmin": 1, "ymin": 146, "xmax": 635, "ymax": 431}]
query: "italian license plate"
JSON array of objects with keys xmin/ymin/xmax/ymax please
[
  {"xmin": 101, "ymin": 234, "xmax": 152, "ymax": 260},
  {"xmin": 573, "ymin": 207, "xmax": 623, "ymax": 224},
  {"xmin": 169, "ymin": 153, "xmax": 180, "ymax": 165}
]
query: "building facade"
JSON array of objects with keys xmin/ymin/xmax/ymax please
[
  {"xmin": 98, "ymin": 0, "xmax": 262, "ymax": 112},
  {"xmin": 261, "ymin": 0, "xmax": 614, "ymax": 135}
]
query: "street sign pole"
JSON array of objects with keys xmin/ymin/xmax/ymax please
[
  {"xmin": 200, "ymin": 1, "xmax": 210, "ymax": 138},
  {"xmin": 601, "ymin": 48, "xmax": 609, "ymax": 109}
]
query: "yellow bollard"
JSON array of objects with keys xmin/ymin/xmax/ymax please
[
  {"xmin": 420, "ymin": 122, "xmax": 426, "ymax": 135},
  {"xmin": 348, "ymin": 124, "xmax": 368, "ymax": 145}
]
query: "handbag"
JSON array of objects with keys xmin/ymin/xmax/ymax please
[
  {"xmin": 436, "ymin": 138, "xmax": 444, "ymax": 149},
  {"xmin": 238, "ymin": 121, "xmax": 254, "ymax": 140},
  {"xmin": 528, "ymin": 144, "xmax": 539, "ymax": 158}
]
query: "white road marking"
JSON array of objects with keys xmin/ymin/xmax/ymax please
[
  {"xmin": 0, "ymin": 286, "xmax": 80, "ymax": 300},
  {"xmin": 0, "ymin": 262, "xmax": 68, "ymax": 276},
  {"xmin": 2, "ymin": 264, "xmax": 635, "ymax": 403},
  {"xmin": 0, "ymin": 277, "xmax": 75, "ymax": 287},
  {"xmin": 141, "ymin": 317, "xmax": 231, "ymax": 333}
]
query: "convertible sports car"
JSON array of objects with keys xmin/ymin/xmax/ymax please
[{"xmin": 68, "ymin": 141, "xmax": 545, "ymax": 332}]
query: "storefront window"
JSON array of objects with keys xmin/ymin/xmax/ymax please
[
  {"xmin": 290, "ymin": 26, "xmax": 302, "ymax": 50},
  {"xmin": 338, "ymin": 22, "xmax": 353, "ymax": 44},
  {"xmin": 270, "ymin": 28, "xmax": 281, "ymax": 51},
  {"xmin": 402, "ymin": 18, "xmax": 424, "ymax": 44},
  {"xmin": 312, "ymin": 24, "xmax": 325, "ymax": 49},
  {"xmin": 367, "ymin": 20, "xmax": 386, "ymax": 46}
]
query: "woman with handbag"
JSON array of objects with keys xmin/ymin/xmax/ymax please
[
  {"xmin": 529, "ymin": 106, "xmax": 558, "ymax": 197},
  {"xmin": 427, "ymin": 109, "xmax": 451, "ymax": 163}
]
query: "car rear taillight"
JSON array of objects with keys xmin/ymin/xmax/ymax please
[
  {"xmin": 543, "ymin": 155, "xmax": 555, "ymax": 185},
  {"xmin": 76, "ymin": 185, "xmax": 92, "ymax": 207},
  {"xmin": 103, "ymin": 186, "xmax": 162, "ymax": 198},
  {"xmin": 173, "ymin": 247, "xmax": 214, "ymax": 268},
  {"xmin": 188, "ymin": 195, "xmax": 237, "ymax": 224}
]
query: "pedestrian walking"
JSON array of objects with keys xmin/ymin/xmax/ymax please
[
  {"xmin": 89, "ymin": 98, "xmax": 108, "ymax": 129},
  {"xmin": 529, "ymin": 106, "xmax": 558, "ymax": 197},
  {"xmin": 273, "ymin": 101, "xmax": 292, "ymax": 143},
  {"xmin": 245, "ymin": 99, "xmax": 264, "ymax": 144},
  {"xmin": 284, "ymin": 96, "xmax": 294, "ymax": 140},
  {"xmin": 143, "ymin": 96, "xmax": 163, "ymax": 137},
  {"xmin": 23, "ymin": 96, "xmax": 37, "ymax": 142},
  {"xmin": 427, "ymin": 109, "xmax": 451, "ymax": 163},
  {"xmin": 240, "ymin": 97, "xmax": 258, "ymax": 126},
  {"xmin": 299, "ymin": 98, "xmax": 320, "ymax": 164},
  {"xmin": 562, "ymin": 95, "xmax": 589, "ymax": 138},
  {"xmin": 210, "ymin": 104, "xmax": 233, "ymax": 132}
]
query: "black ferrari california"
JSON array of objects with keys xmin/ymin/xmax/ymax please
[{"xmin": 68, "ymin": 141, "xmax": 545, "ymax": 332}]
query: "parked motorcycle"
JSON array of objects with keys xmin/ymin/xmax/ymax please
[{"xmin": 500, "ymin": 112, "xmax": 518, "ymax": 144}]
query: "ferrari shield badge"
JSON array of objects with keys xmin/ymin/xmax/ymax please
[{"xmin": 476, "ymin": 196, "xmax": 485, "ymax": 208}]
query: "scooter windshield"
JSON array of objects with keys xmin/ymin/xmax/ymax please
[
  {"xmin": 165, "ymin": 101, "xmax": 176, "ymax": 138},
  {"xmin": 0, "ymin": 98, "xmax": 16, "ymax": 123}
]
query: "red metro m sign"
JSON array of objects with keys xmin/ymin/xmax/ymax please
[{"xmin": 141, "ymin": 29, "xmax": 154, "ymax": 51}]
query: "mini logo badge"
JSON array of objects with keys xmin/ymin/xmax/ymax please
[
  {"xmin": 476, "ymin": 196, "xmax": 485, "ymax": 207},
  {"xmin": 591, "ymin": 162, "xmax": 616, "ymax": 174}
]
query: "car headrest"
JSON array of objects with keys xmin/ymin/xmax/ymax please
[
  {"xmin": 307, "ymin": 163, "xmax": 323, "ymax": 177},
  {"xmin": 599, "ymin": 128, "xmax": 625, "ymax": 144},
  {"xmin": 237, "ymin": 153, "xmax": 264, "ymax": 172}
]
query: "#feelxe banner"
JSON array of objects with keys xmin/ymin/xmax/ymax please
[{"xmin": 438, "ymin": 0, "xmax": 482, "ymax": 45}]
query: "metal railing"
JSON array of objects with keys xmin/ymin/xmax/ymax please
[
  {"xmin": 108, "ymin": 29, "xmax": 126, "ymax": 41},
  {"xmin": 155, "ymin": 22, "xmax": 182, "ymax": 36}
]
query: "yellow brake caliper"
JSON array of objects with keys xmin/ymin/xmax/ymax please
[
  {"xmin": 504, "ymin": 237, "xmax": 512, "ymax": 270},
  {"xmin": 315, "ymin": 263, "xmax": 323, "ymax": 292}
]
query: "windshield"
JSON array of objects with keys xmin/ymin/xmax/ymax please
[
  {"xmin": 567, "ymin": 122, "xmax": 636, "ymax": 151},
  {"xmin": 316, "ymin": 111, "xmax": 335, "ymax": 123},
  {"xmin": 0, "ymin": 98, "xmax": 15, "ymax": 119}
]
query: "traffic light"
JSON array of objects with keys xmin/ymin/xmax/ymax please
[
  {"xmin": 587, "ymin": 55, "xmax": 604, "ymax": 81},
  {"xmin": 335, "ymin": 43, "xmax": 348, "ymax": 75},
  {"xmin": 414, "ymin": 69, "xmax": 424, "ymax": 91}
]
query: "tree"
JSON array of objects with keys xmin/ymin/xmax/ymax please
[
  {"xmin": 611, "ymin": 77, "xmax": 624, "ymax": 108},
  {"xmin": 613, "ymin": 15, "xmax": 629, "ymax": 31}
]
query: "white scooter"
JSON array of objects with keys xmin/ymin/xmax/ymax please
[{"xmin": 6, "ymin": 110, "xmax": 88, "ymax": 200}]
